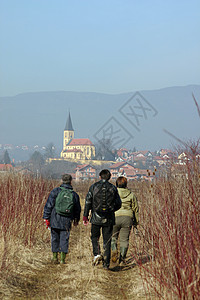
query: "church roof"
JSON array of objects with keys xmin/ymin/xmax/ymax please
[
  {"xmin": 68, "ymin": 138, "xmax": 94, "ymax": 146},
  {"xmin": 65, "ymin": 112, "xmax": 74, "ymax": 131}
]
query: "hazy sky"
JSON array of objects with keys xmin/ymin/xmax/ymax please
[{"xmin": 0, "ymin": 0, "xmax": 200, "ymax": 97}]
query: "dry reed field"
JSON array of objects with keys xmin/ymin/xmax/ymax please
[{"xmin": 0, "ymin": 155, "xmax": 199, "ymax": 299}]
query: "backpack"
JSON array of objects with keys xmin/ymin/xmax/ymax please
[
  {"xmin": 55, "ymin": 187, "xmax": 74, "ymax": 216},
  {"xmin": 93, "ymin": 182, "xmax": 115, "ymax": 214}
]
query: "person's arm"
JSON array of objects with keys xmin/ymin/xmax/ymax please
[
  {"xmin": 113, "ymin": 187, "xmax": 122, "ymax": 212},
  {"xmin": 43, "ymin": 187, "xmax": 59, "ymax": 220},
  {"xmin": 132, "ymin": 194, "xmax": 139, "ymax": 225},
  {"xmin": 73, "ymin": 192, "xmax": 81, "ymax": 225},
  {"xmin": 83, "ymin": 185, "xmax": 93, "ymax": 225}
]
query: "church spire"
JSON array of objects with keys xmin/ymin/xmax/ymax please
[
  {"xmin": 65, "ymin": 112, "xmax": 74, "ymax": 131},
  {"xmin": 63, "ymin": 112, "xmax": 74, "ymax": 149}
]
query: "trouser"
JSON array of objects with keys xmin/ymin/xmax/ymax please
[
  {"xmin": 51, "ymin": 224, "xmax": 71, "ymax": 253},
  {"xmin": 111, "ymin": 216, "xmax": 133, "ymax": 249},
  {"xmin": 91, "ymin": 223, "xmax": 113, "ymax": 267}
]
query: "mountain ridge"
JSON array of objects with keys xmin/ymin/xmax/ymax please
[
  {"xmin": 1, "ymin": 83, "xmax": 199, "ymax": 98},
  {"xmin": 0, "ymin": 85, "xmax": 199, "ymax": 153}
]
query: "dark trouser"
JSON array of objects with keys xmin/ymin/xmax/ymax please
[
  {"xmin": 91, "ymin": 223, "xmax": 113, "ymax": 267},
  {"xmin": 51, "ymin": 224, "xmax": 71, "ymax": 253}
]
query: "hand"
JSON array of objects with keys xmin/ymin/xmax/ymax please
[
  {"xmin": 83, "ymin": 216, "xmax": 89, "ymax": 226},
  {"xmin": 44, "ymin": 219, "xmax": 50, "ymax": 229}
]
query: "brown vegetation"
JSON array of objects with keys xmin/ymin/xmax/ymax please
[
  {"xmin": 0, "ymin": 150, "xmax": 199, "ymax": 299},
  {"xmin": 128, "ymin": 147, "xmax": 200, "ymax": 299}
]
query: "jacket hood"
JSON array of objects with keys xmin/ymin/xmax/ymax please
[{"xmin": 117, "ymin": 188, "xmax": 132, "ymax": 199}]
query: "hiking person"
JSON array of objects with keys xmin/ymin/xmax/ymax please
[
  {"xmin": 43, "ymin": 174, "xmax": 81, "ymax": 264},
  {"xmin": 111, "ymin": 176, "xmax": 139, "ymax": 265},
  {"xmin": 83, "ymin": 169, "xmax": 121, "ymax": 269}
]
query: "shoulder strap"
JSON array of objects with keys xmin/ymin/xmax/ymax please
[{"xmin": 60, "ymin": 186, "xmax": 73, "ymax": 192}]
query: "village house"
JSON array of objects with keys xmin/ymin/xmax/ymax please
[
  {"xmin": 116, "ymin": 148, "xmax": 130, "ymax": 161},
  {"xmin": 129, "ymin": 150, "xmax": 153, "ymax": 162},
  {"xmin": 153, "ymin": 155, "xmax": 165, "ymax": 166},
  {"xmin": 109, "ymin": 161, "xmax": 138, "ymax": 180},
  {"xmin": 178, "ymin": 152, "xmax": 189, "ymax": 164},
  {"xmin": 115, "ymin": 156, "xmax": 125, "ymax": 162},
  {"xmin": 159, "ymin": 149, "xmax": 172, "ymax": 156},
  {"xmin": 75, "ymin": 164, "xmax": 97, "ymax": 180},
  {"xmin": 136, "ymin": 168, "xmax": 155, "ymax": 181},
  {"xmin": 0, "ymin": 164, "xmax": 13, "ymax": 172},
  {"xmin": 108, "ymin": 161, "xmax": 155, "ymax": 181}
]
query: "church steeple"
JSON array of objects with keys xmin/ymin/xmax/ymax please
[
  {"xmin": 65, "ymin": 112, "xmax": 74, "ymax": 131},
  {"xmin": 63, "ymin": 112, "xmax": 74, "ymax": 149}
]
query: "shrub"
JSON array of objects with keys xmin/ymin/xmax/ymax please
[
  {"xmin": 0, "ymin": 173, "xmax": 56, "ymax": 271},
  {"xmin": 131, "ymin": 151, "xmax": 200, "ymax": 299}
]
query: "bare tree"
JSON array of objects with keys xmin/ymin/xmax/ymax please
[
  {"xmin": 95, "ymin": 139, "xmax": 116, "ymax": 161},
  {"xmin": 29, "ymin": 151, "xmax": 45, "ymax": 174},
  {"xmin": 44, "ymin": 142, "xmax": 56, "ymax": 159}
]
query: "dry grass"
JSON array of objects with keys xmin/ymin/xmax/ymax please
[
  {"xmin": 0, "ymin": 159, "xmax": 199, "ymax": 299},
  {"xmin": 0, "ymin": 175, "xmax": 150, "ymax": 299}
]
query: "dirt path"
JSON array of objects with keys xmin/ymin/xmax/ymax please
[{"xmin": 1, "ymin": 222, "xmax": 154, "ymax": 300}]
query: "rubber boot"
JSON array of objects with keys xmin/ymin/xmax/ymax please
[
  {"xmin": 119, "ymin": 247, "xmax": 128, "ymax": 266},
  {"xmin": 52, "ymin": 252, "xmax": 59, "ymax": 264},
  {"xmin": 111, "ymin": 239, "xmax": 118, "ymax": 263},
  {"xmin": 60, "ymin": 252, "xmax": 66, "ymax": 264}
]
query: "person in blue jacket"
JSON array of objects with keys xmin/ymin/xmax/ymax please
[{"xmin": 43, "ymin": 174, "xmax": 81, "ymax": 264}]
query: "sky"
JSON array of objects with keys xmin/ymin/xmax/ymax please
[{"xmin": 0, "ymin": 0, "xmax": 200, "ymax": 97}]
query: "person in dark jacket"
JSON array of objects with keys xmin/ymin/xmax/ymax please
[
  {"xmin": 83, "ymin": 169, "xmax": 121, "ymax": 269},
  {"xmin": 43, "ymin": 174, "xmax": 81, "ymax": 264}
]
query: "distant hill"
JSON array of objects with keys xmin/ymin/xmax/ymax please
[{"xmin": 0, "ymin": 85, "xmax": 199, "ymax": 156}]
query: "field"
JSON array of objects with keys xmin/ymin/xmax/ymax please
[{"xmin": 0, "ymin": 155, "xmax": 199, "ymax": 299}]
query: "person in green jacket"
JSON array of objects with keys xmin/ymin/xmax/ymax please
[{"xmin": 111, "ymin": 176, "xmax": 139, "ymax": 265}]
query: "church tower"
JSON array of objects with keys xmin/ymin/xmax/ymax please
[{"xmin": 63, "ymin": 112, "xmax": 74, "ymax": 150}]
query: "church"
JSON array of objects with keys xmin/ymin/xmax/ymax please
[{"xmin": 60, "ymin": 113, "xmax": 96, "ymax": 160}]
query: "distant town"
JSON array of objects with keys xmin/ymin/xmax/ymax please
[
  {"xmin": 0, "ymin": 142, "xmax": 192, "ymax": 181},
  {"xmin": 0, "ymin": 112, "xmax": 196, "ymax": 181},
  {"xmin": 0, "ymin": 144, "xmax": 46, "ymax": 152}
]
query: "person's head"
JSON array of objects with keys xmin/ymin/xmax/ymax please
[
  {"xmin": 62, "ymin": 174, "xmax": 72, "ymax": 184},
  {"xmin": 116, "ymin": 176, "xmax": 127, "ymax": 188},
  {"xmin": 99, "ymin": 169, "xmax": 111, "ymax": 181}
]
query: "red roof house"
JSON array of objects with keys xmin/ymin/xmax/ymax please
[
  {"xmin": 0, "ymin": 164, "xmax": 13, "ymax": 171},
  {"xmin": 75, "ymin": 164, "xmax": 97, "ymax": 180},
  {"xmin": 109, "ymin": 162, "xmax": 137, "ymax": 179}
]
